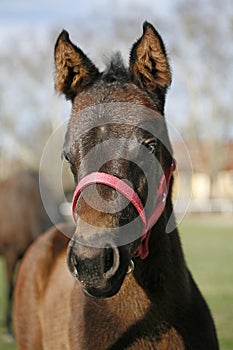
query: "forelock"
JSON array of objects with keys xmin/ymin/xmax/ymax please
[{"xmin": 102, "ymin": 52, "xmax": 129, "ymax": 84}]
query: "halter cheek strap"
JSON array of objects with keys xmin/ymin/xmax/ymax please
[
  {"xmin": 133, "ymin": 161, "xmax": 176, "ymax": 258},
  {"xmin": 71, "ymin": 161, "xmax": 176, "ymax": 259}
]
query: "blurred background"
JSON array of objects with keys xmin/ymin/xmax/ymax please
[{"xmin": 0, "ymin": 0, "xmax": 232, "ymax": 349}]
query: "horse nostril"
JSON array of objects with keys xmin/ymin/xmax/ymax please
[
  {"xmin": 104, "ymin": 244, "xmax": 114, "ymax": 273},
  {"xmin": 67, "ymin": 246, "xmax": 79, "ymax": 278}
]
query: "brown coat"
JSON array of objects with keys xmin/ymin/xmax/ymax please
[{"xmin": 14, "ymin": 224, "xmax": 184, "ymax": 350}]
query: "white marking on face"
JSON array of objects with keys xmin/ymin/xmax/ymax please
[{"xmin": 99, "ymin": 125, "xmax": 106, "ymax": 133}]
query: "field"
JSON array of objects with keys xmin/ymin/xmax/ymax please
[{"xmin": 0, "ymin": 215, "xmax": 232, "ymax": 349}]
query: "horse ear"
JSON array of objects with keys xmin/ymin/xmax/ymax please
[
  {"xmin": 129, "ymin": 22, "xmax": 172, "ymax": 102},
  {"xmin": 54, "ymin": 30, "xmax": 100, "ymax": 100}
]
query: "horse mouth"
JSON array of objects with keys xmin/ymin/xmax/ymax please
[{"xmin": 81, "ymin": 273, "xmax": 126, "ymax": 299}]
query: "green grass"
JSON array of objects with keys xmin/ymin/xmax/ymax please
[
  {"xmin": 0, "ymin": 258, "xmax": 17, "ymax": 350},
  {"xmin": 179, "ymin": 215, "xmax": 233, "ymax": 350},
  {"xmin": 0, "ymin": 215, "xmax": 232, "ymax": 349}
]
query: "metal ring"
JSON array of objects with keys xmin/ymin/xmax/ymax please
[{"xmin": 126, "ymin": 259, "xmax": 135, "ymax": 274}]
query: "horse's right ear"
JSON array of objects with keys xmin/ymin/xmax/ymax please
[{"xmin": 54, "ymin": 30, "xmax": 100, "ymax": 100}]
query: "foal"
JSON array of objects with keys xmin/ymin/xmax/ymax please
[{"xmin": 14, "ymin": 22, "xmax": 219, "ymax": 349}]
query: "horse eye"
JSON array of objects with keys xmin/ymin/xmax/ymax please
[
  {"xmin": 63, "ymin": 152, "xmax": 73, "ymax": 164},
  {"xmin": 143, "ymin": 138, "xmax": 158, "ymax": 154}
]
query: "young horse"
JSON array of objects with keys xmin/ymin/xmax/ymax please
[
  {"xmin": 0, "ymin": 170, "xmax": 61, "ymax": 334},
  {"xmin": 14, "ymin": 22, "xmax": 219, "ymax": 349}
]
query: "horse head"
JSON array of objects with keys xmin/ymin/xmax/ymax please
[{"xmin": 54, "ymin": 22, "xmax": 174, "ymax": 298}]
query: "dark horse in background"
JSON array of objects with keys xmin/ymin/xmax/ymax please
[
  {"xmin": 0, "ymin": 170, "xmax": 62, "ymax": 334},
  {"xmin": 14, "ymin": 22, "xmax": 219, "ymax": 349}
]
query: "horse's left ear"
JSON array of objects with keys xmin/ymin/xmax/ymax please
[
  {"xmin": 129, "ymin": 22, "xmax": 172, "ymax": 106},
  {"xmin": 54, "ymin": 30, "xmax": 100, "ymax": 100}
]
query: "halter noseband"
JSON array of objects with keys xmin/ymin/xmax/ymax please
[{"xmin": 71, "ymin": 161, "xmax": 176, "ymax": 259}]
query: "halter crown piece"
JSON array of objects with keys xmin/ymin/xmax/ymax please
[{"xmin": 72, "ymin": 161, "xmax": 176, "ymax": 259}]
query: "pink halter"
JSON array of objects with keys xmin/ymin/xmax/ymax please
[{"xmin": 72, "ymin": 161, "xmax": 176, "ymax": 259}]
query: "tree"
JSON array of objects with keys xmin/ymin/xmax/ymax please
[{"xmin": 174, "ymin": 0, "xmax": 233, "ymax": 197}]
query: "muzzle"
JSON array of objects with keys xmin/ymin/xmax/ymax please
[{"xmin": 72, "ymin": 161, "xmax": 176, "ymax": 259}]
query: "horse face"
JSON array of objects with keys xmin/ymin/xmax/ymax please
[
  {"xmin": 55, "ymin": 22, "xmax": 172, "ymax": 298},
  {"xmin": 65, "ymin": 113, "xmax": 167, "ymax": 298}
]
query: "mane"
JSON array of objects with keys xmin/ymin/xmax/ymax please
[{"xmin": 102, "ymin": 52, "xmax": 129, "ymax": 84}]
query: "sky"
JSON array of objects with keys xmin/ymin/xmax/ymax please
[{"xmin": 0, "ymin": 0, "xmax": 174, "ymax": 24}]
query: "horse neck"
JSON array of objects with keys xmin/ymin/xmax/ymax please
[{"xmin": 134, "ymin": 195, "xmax": 190, "ymax": 302}]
